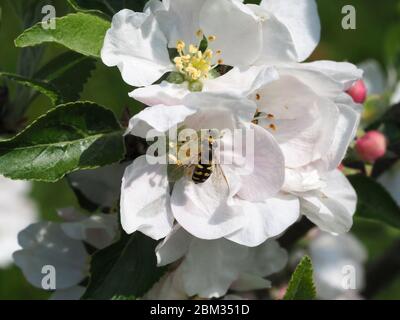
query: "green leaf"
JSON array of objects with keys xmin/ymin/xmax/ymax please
[
  {"xmin": 68, "ymin": 0, "xmax": 150, "ymax": 18},
  {"xmin": 0, "ymin": 101, "xmax": 124, "ymax": 182},
  {"xmin": 0, "ymin": 72, "xmax": 62, "ymax": 105},
  {"xmin": 34, "ymin": 52, "xmax": 97, "ymax": 103},
  {"xmin": 1, "ymin": 53, "xmax": 96, "ymax": 107},
  {"xmin": 15, "ymin": 13, "xmax": 110, "ymax": 58},
  {"xmin": 348, "ymin": 174, "xmax": 400, "ymax": 229},
  {"xmin": 284, "ymin": 256, "xmax": 316, "ymax": 300},
  {"xmin": 82, "ymin": 232, "xmax": 166, "ymax": 300}
]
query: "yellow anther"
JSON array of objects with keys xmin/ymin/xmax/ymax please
[
  {"xmin": 217, "ymin": 59, "xmax": 224, "ymax": 65},
  {"xmin": 189, "ymin": 45, "xmax": 199, "ymax": 54},
  {"xmin": 216, "ymin": 50, "xmax": 222, "ymax": 55},
  {"xmin": 208, "ymin": 35, "xmax": 217, "ymax": 42},
  {"xmin": 176, "ymin": 40, "xmax": 185, "ymax": 52},
  {"xmin": 196, "ymin": 29, "xmax": 203, "ymax": 38},
  {"xmin": 173, "ymin": 37, "xmax": 219, "ymax": 82},
  {"xmin": 204, "ymin": 49, "xmax": 213, "ymax": 59}
]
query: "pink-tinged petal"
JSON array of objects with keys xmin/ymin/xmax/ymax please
[
  {"xmin": 101, "ymin": 9, "xmax": 172, "ymax": 87},
  {"xmin": 121, "ymin": 156, "xmax": 173, "ymax": 239}
]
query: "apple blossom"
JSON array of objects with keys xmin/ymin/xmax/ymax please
[
  {"xmin": 121, "ymin": 92, "xmax": 300, "ymax": 246},
  {"xmin": 146, "ymin": 226, "xmax": 288, "ymax": 299},
  {"xmin": 101, "ymin": 0, "xmax": 320, "ymax": 95},
  {"xmin": 13, "ymin": 209, "xmax": 118, "ymax": 300}
]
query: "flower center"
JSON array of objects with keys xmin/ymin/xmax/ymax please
[{"xmin": 173, "ymin": 33, "xmax": 222, "ymax": 82}]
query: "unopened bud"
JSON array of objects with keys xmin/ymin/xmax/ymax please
[
  {"xmin": 346, "ymin": 79, "xmax": 367, "ymax": 104},
  {"xmin": 355, "ymin": 130, "xmax": 387, "ymax": 162}
]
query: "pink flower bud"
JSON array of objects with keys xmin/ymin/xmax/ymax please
[
  {"xmin": 346, "ymin": 79, "xmax": 367, "ymax": 104},
  {"xmin": 355, "ymin": 131, "xmax": 387, "ymax": 162}
]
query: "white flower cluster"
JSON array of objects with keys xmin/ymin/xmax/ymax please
[{"xmin": 99, "ymin": 0, "xmax": 363, "ymax": 298}]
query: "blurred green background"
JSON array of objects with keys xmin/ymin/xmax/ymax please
[{"xmin": 0, "ymin": 0, "xmax": 400, "ymax": 299}]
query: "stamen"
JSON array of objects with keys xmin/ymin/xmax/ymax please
[
  {"xmin": 196, "ymin": 29, "xmax": 203, "ymax": 38},
  {"xmin": 269, "ymin": 124, "xmax": 277, "ymax": 131},
  {"xmin": 172, "ymin": 35, "xmax": 222, "ymax": 85},
  {"xmin": 256, "ymin": 93, "xmax": 261, "ymax": 100},
  {"xmin": 176, "ymin": 40, "xmax": 185, "ymax": 53}
]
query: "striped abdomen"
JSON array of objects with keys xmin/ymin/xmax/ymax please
[{"xmin": 192, "ymin": 163, "xmax": 213, "ymax": 184}]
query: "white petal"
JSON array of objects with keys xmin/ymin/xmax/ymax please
[
  {"xmin": 101, "ymin": 9, "xmax": 172, "ymax": 87},
  {"xmin": 302, "ymin": 170, "xmax": 357, "ymax": 233},
  {"xmin": 235, "ymin": 123, "xmax": 284, "ymax": 201},
  {"xmin": 183, "ymin": 92, "xmax": 257, "ymax": 131},
  {"xmin": 230, "ymin": 273, "xmax": 271, "ymax": 291},
  {"xmin": 144, "ymin": 268, "xmax": 187, "ymax": 300},
  {"xmin": 130, "ymin": 81, "xmax": 189, "ymax": 106},
  {"xmin": 171, "ymin": 176, "xmax": 245, "ymax": 240},
  {"xmin": 283, "ymin": 167, "xmax": 325, "ymax": 193},
  {"xmin": 155, "ymin": 225, "xmax": 192, "ymax": 266},
  {"xmin": 260, "ymin": 0, "xmax": 320, "ymax": 61},
  {"xmin": 0, "ymin": 177, "xmax": 37, "ymax": 268},
  {"xmin": 126, "ymin": 104, "xmax": 196, "ymax": 138},
  {"xmin": 13, "ymin": 222, "xmax": 88, "ymax": 289},
  {"xmin": 248, "ymin": 240, "xmax": 289, "ymax": 276},
  {"xmin": 256, "ymin": 75, "xmax": 339, "ymax": 167},
  {"xmin": 248, "ymin": 5, "xmax": 297, "ymax": 63},
  {"xmin": 319, "ymin": 104, "xmax": 360, "ymax": 171},
  {"xmin": 61, "ymin": 214, "xmax": 118, "ymax": 250},
  {"xmin": 302, "ymin": 61, "xmax": 363, "ymax": 90},
  {"xmin": 278, "ymin": 64, "xmax": 344, "ymax": 99},
  {"xmin": 121, "ymin": 156, "xmax": 173, "ymax": 239},
  {"xmin": 181, "ymin": 238, "xmax": 249, "ymax": 298},
  {"xmin": 226, "ymin": 194, "xmax": 300, "ymax": 247},
  {"xmin": 155, "ymin": 0, "xmax": 206, "ymax": 47},
  {"xmin": 204, "ymin": 65, "xmax": 279, "ymax": 96},
  {"xmin": 200, "ymin": 0, "xmax": 262, "ymax": 66}
]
